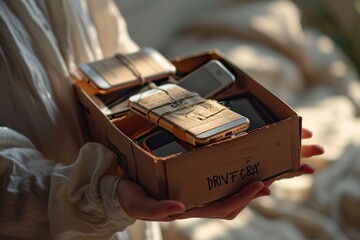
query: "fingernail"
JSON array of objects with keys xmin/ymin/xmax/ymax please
[
  {"xmin": 251, "ymin": 181, "xmax": 265, "ymax": 189},
  {"xmin": 255, "ymin": 187, "xmax": 271, "ymax": 198},
  {"xmin": 302, "ymin": 163, "xmax": 315, "ymax": 174},
  {"xmin": 167, "ymin": 205, "xmax": 185, "ymax": 215}
]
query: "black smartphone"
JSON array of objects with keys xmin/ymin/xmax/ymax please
[
  {"xmin": 143, "ymin": 130, "xmax": 194, "ymax": 157},
  {"xmin": 223, "ymin": 93, "xmax": 276, "ymax": 131}
]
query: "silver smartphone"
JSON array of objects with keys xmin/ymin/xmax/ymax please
[
  {"xmin": 177, "ymin": 59, "xmax": 235, "ymax": 98},
  {"xmin": 78, "ymin": 47, "xmax": 176, "ymax": 93},
  {"xmin": 128, "ymin": 84, "xmax": 249, "ymax": 146}
]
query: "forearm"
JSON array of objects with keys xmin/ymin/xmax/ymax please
[
  {"xmin": 49, "ymin": 143, "xmax": 135, "ymax": 240},
  {"xmin": 0, "ymin": 127, "xmax": 135, "ymax": 239}
]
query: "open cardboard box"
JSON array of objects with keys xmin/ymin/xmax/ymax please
[{"xmin": 75, "ymin": 50, "xmax": 301, "ymax": 210}]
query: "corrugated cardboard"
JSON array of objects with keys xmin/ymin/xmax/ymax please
[{"xmin": 75, "ymin": 50, "xmax": 301, "ymax": 210}]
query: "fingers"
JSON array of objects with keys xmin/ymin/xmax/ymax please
[
  {"xmin": 272, "ymin": 163, "xmax": 315, "ymax": 181},
  {"xmin": 169, "ymin": 181, "xmax": 266, "ymax": 220},
  {"xmin": 119, "ymin": 179, "xmax": 270, "ymax": 222},
  {"xmin": 301, "ymin": 127, "xmax": 325, "ymax": 158},
  {"xmin": 287, "ymin": 163, "xmax": 315, "ymax": 178},
  {"xmin": 116, "ymin": 127, "xmax": 323, "ymax": 222},
  {"xmin": 301, "ymin": 144, "xmax": 324, "ymax": 158},
  {"xmin": 129, "ymin": 199, "xmax": 185, "ymax": 221},
  {"xmin": 212, "ymin": 183, "xmax": 270, "ymax": 220},
  {"xmin": 224, "ymin": 186, "xmax": 268, "ymax": 220},
  {"xmin": 301, "ymin": 128, "xmax": 313, "ymax": 139},
  {"xmin": 254, "ymin": 185, "xmax": 271, "ymax": 197},
  {"xmin": 117, "ymin": 179, "xmax": 185, "ymax": 221}
]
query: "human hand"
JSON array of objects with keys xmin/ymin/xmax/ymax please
[
  {"xmin": 117, "ymin": 178, "xmax": 268, "ymax": 221},
  {"xmin": 263, "ymin": 128, "xmax": 324, "ymax": 187},
  {"xmin": 299, "ymin": 128, "xmax": 324, "ymax": 158},
  {"xmin": 117, "ymin": 128, "xmax": 324, "ymax": 221}
]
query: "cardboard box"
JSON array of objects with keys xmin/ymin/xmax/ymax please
[{"xmin": 75, "ymin": 50, "xmax": 301, "ymax": 210}]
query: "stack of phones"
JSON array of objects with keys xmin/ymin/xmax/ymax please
[
  {"xmin": 133, "ymin": 92, "xmax": 275, "ymax": 157},
  {"xmin": 128, "ymin": 83, "xmax": 250, "ymax": 146},
  {"xmin": 78, "ymin": 48, "xmax": 276, "ymax": 158}
]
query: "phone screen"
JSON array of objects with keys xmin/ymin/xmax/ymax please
[
  {"xmin": 178, "ymin": 70, "xmax": 222, "ymax": 98},
  {"xmin": 143, "ymin": 130, "xmax": 192, "ymax": 157},
  {"xmin": 224, "ymin": 94, "xmax": 275, "ymax": 131},
  {"xmin": 152, "ymin": 141, "xmax": 188, "ymax": 157},
  {"xmin": 177, "ymin": 60, "xmax": 235, "ymax": 98}
]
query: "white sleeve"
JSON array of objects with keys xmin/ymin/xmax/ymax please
[
  {"xmin": 0, "ymin": 127, "xmax": 135, "ymax": 240},
  {"xmin": 49, "ymin": 142, "xmax": 136, "ymax": 240}
]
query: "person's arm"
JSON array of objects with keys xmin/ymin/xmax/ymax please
[
  {"xmin": 48, "ymin": 143, "xmax": 135, "ymax": 240},
  {"xmin": 0, "ymin": 125, "xmax": 323, "ymax": 239},
  {"xmin": 0, "ymin": 127, "xmax": 135, "ymax": 240}
]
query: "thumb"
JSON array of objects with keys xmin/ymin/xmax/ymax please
[{"xmin": 117, "ymin": 179, "xmax": 185, "ymax": 220}]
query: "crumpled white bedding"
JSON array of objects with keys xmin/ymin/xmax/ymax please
[{"xmin": 154, "ymin": 1, "xmax": 360, "ymax": 239}]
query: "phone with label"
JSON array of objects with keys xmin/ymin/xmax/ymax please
[
  {"xmin": 78, "ymin": 47, "xmax": 176, "ymax": 93},
  {"xmin": 141, "ymin": 93, "xmax": 275, "ymax": 157},
  {"xmin": 177, "ymin": 59, "xmax": 235, "ymax": 98},
  {"xmin": 128, "ymin": 84, "xmax": 249, "ymax": 146}
]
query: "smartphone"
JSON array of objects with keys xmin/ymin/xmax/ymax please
[
  {"xmin": 176, "ymin": 59, "xmax": 235, "ymax": 98},
  {"xmin": 128, "ymin": 84, "xmax": 249, "ymax": 146},
  {"xmin": 223, "ymin": 93, "xmax": 276, "ymax": 131},
  {"xmin": 78, "ymin": 47, "xmax": 176, "ymax": 93},
  {"xmin": 139, "ymin": 93, "xmax": 275, "ymax": 156},
  {"xmin": 143, "ymin": 130, "xmax": 194, "ymax": 157}
]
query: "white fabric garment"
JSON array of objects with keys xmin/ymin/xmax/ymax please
[
  {"xmin": 0, "ymin": 0, "xmax": 139, "ymax": 164},
  {"xmin": 0, "ymin": 0, "xmax": 139, "ymax": 239},
  {"xmin": 0, "ymin": 127, "xmax": 135, "ymax": 239}
]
